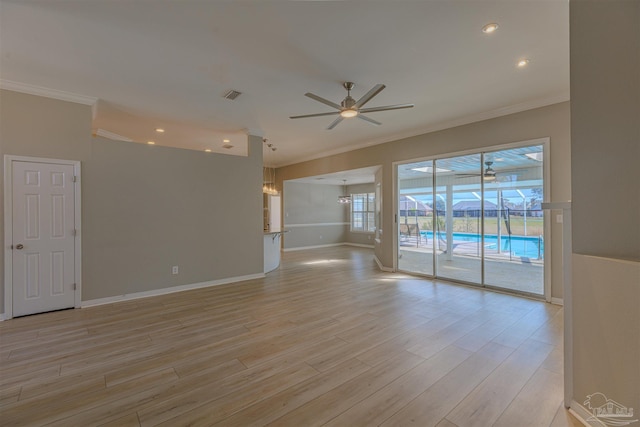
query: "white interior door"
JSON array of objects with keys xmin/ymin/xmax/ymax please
[{"xmin": 11, "ymin": 161, "xmax": 76, "ymax": 317}]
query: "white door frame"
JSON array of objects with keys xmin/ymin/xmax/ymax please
[{"xmin": 4, "ymin": 155, "xmax": 82, "ymax": 319}]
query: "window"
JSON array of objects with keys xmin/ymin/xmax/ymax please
[{"xmin": 351, "ymin": 193, "xmax": 376, "ymax": 232}]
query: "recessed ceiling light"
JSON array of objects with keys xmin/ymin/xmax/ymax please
[
  {"xmin": 155, "ymin": 128, "xmax": 165, "ymax": 133},
  {"xmin": 517, "ymin": 59, "xmax": 530, "ymax": 68},
  {"xmin": 482, "ymin": 23, "xmax": 499, "ymax": 34},
  {"xmin": 223, "ymin": 139, "xmax": 230, "ymax": 143},
  {"xmin": 205, "ymin": 149, "xmax": 212, "ymax": 153},
  {"xmin": 147, "ymin": 141, "xmax": 155, "ymax": 145}
]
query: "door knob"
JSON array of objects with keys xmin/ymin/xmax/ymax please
[{"xmin": 15, "ymin": 244, "xmax": 24, "ymax": 250}]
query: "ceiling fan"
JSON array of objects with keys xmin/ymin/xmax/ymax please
[
  {"xmin": 456, "ymin": 161, "xmax": 497, "ymax": 181},
  {"xmin": 289, "ymin": 82, "xmax": 414, "ymax": 130}
]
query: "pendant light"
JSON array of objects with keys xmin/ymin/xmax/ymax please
[
  {"xmin": 262, "ymin": 139, "xmax": 279, "ymax": 195},
  {"xmin": 338, "ymin": 179, "xmax": 351, "ymax": 204}
]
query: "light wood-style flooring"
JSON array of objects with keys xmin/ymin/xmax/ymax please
[{"xmin": 0, "ymin": 246, "xmax": 582, "ymax": 426}]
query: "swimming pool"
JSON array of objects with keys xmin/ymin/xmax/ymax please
[{"xmin": 420, "ymin": 231, "xmax": 543, "ymax": 259}]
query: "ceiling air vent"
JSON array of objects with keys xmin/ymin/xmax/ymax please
[{"xmin": 223, "ymin": 90, "xmax": 242, "ymax": 100}]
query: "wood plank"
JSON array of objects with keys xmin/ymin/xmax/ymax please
[
  {"xmin": 49, "ymin": 359, "xmax": 246, "ymax": 427},
  {"xmin": 324, "ymin": 345, "xmax": 472, "ymax": 426},
  {"xmin": 0, "ymin": 386, "xmax": 21, "ymax": 407},
  {"xmin": 2, "ymin": 368, "xmax": 179, "ymax": 427},
  {"xmin": 445, "ymin": 338, "xmax": 555, "ymax": 427},
  {"xmin": 18, "ymin": 370, "xmax": 106, "ymax": 401},
  {"xmin": 494, "ymin": 367, "xmax": 564, "ymax": 426},
  {"xmin": 200, "ymin": 358, "xmax": 371, "ymax": 427},
  {"xmin": 266, "ymin": 351, "xmax": 425, "ymax": 427},
  {"xmin": 147, "ymin": 363, "xmax": 319, "ymax": 427},
  {"xmin": 380, "ymin": 342, "xmax": 515, "ymax": 427},
  {"xmin": 97, "ymin": 413, "xmax": 141, "ymax": 427}
]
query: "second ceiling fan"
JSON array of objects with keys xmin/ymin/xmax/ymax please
[
  {"xmin": 456, "ymin": 161, "xmax": 498, "ymax": 181},
  {"xmin": 290, "ymin": 82, "xmax": 414, "ymax": 130}
]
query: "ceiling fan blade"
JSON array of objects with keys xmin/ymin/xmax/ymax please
[
  {"xmin": 354, "ymin": 84, "xmax": 385, "ymax": 109},
  {"xmin": 359, "ymin": 103, "xmax": 414, "ymax": 114},
  {"xmin": 305, "ymin": 92, "xmax": 342, "ymax": 110},
  {"xmin": 357, "ymin": 114, "xmax": 382, "ymax": 126},
  {"xmin": 326, "ymin": 116, "xmax": 344, "ymax": 130},
  {"xmin": 290, "ymin": 111, "xmax": 341, "ymax": 119}
]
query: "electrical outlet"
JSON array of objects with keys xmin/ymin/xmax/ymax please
[{"xmin": 172, "ymin": 266, "xmax": 179, "ymax": 274}]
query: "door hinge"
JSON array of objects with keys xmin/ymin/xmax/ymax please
[
  {"xmin": 73, "ymin": 175, "xmax": 77, "ymax": 183},
  {"xmin": 72, "ymin": 283, "xmax": 77, "ymax": 290},
  {"xmin": 72, "ymin": 229, "xmax": 77, "ymax": 236}
]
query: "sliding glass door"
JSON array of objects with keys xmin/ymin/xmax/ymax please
[
  {"xmin": 482, "ymin": 146, "xmax": 544, "ymax": 294},
  {"xmin": 435, "ymin": 154, "xmax": 482, "ymax": 284},
  {"xmin": 396, "ymin": 143, "xmax": 545, "ymax": 297},
  {"xmin": 397, "ymin": 161, "xmax": 434, "ymax": 276}
]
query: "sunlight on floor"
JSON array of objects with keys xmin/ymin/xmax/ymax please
[{"xmin": 303, "ymin": 259, "xmax": 348, "ymax": 265}]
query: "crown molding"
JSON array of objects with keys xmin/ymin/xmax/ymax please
[
  {"xmin": 94, "ymin": 128, "xmax": 133, "ymax": 142},
  {"xmin": 0, "ymin": 79, "xmax": 98, "ymax": 106}
]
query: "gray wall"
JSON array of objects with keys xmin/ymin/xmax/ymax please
[
  {"xmin": 277, "ymin": 102, "xmax": 571, "ymax": 299},
  {"xmin": 570, "ymin": 1, "xmax": 640, "ymax": 261},
  {"xmin": 82, "ymin": 136, "xmax": 263, "ymax": 300},
  {"xmin": 570, "ymin": 0, "xmax": 639, "ymax": 417},
  {"xmin": 1, "ymin": 90, "xmax": 263, "ymax": 310},
  {"xmin": 282, "ymin": 181, "xmax": 348, "ymax": 250}
]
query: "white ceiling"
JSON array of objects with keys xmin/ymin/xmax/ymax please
[
  {"xmin": 287, "ymin": 166, "xmax": 381, "ymax": 186},
  {"xmin": 0, "ymin": 0, "xmax": 569, "ymax": 168}
]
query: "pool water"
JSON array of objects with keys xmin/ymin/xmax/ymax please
[{"xmin": 420, "ymin": 231, "xmax": 543, "ymax": 259}]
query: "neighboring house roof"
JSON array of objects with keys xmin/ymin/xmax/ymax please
[
  {"xmin": 452, "ymin": 200, "xmax": 497, "ymax": 211},
  {"xmin": 399, "ymin": 196, "xmax": 432, "ymax": 212}
]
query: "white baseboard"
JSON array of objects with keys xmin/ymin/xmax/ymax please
[
  {"xmin": 551, "ymin": 297, "xmax": 564, "ymax": 306},
  {"xmin": 343, "ymin": 243, "xmax": 375, "ymax": 249},
  {"xmin": 283, "ymin": 243, "xmax": 344, "ymax": 252},
  {"xmin": 81, "ymin": 273, "xmax": 265, "ymax": 308},
  {"xmin": 0, "ymin": 313, "xmax": 6, "ymax": 321},
  {"xmin": 375, "ymin": 255, "xmax": 394, "ymax": 272},
  {"xmin": 570, "ymin": 400, "xmax": 605, "ymax": 427},
  {"xmin": 284, "ymin": 242, "xmax": 376, "ymax": 252}
]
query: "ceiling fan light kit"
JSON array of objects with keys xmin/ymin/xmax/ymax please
[
  {"xmin": 290, "ymin": 82, "xmax": 413, "ymax": 130},
  {"xmin": 340, "ymin": 109, "xmax": 358, "ymax": 118},
  {"xmin": 483, "ymin": 161, "xmax": 497, "ymax": 181},
  {"xmin": 455, "ymin": 161, "xmax": 498, "ymax": 181}
]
